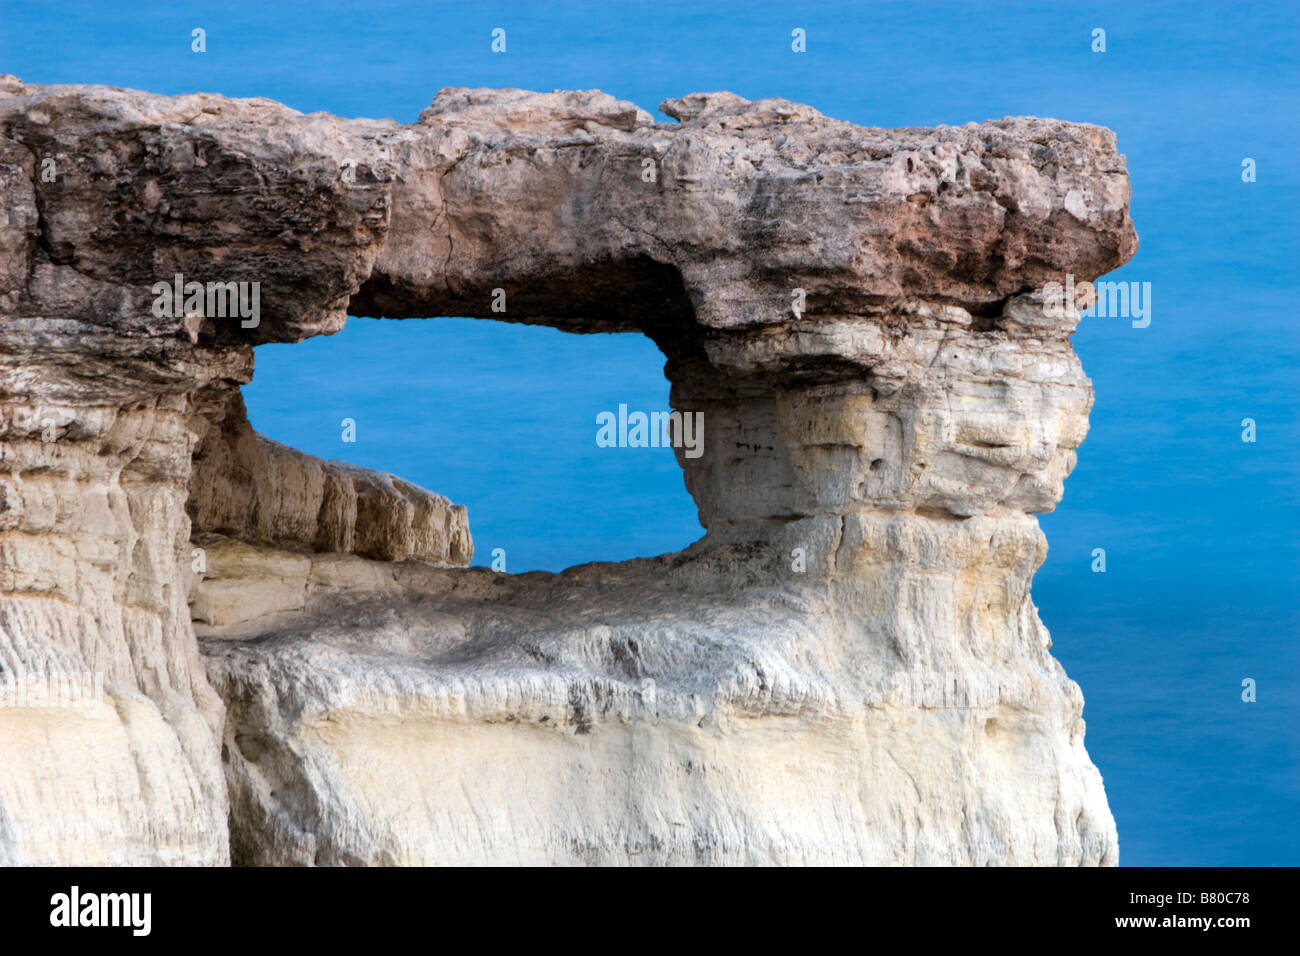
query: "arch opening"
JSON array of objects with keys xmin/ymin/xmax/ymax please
[{"xmin": 231, "ymin": 314, "xmax": 705, "ymax": 572}]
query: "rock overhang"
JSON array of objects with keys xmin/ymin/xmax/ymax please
[{"xmin": 2, "ymin": 76, "xmax": 1135, "ymax": 349}]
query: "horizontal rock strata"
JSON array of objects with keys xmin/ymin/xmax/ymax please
[
  {"xmin": 0, "ymin": 74, "xmax": 1135, "ymax": 865},
  {"xmin": 188, "ymin": 387, "xmax": 471, "ymax": 564}
]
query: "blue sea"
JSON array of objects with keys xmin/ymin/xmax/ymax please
[{"xmin": 4, "ymin": 0, "xmax": 1296, "ymax": 866}]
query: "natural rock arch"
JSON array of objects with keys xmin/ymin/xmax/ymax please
[{"xmin": 0, "ymin": 76, "xmax": 1135, "ymax": 865}]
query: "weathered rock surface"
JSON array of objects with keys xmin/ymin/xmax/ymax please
[
  {"xmin": 0, "ymin": 75, "xmax": 1135, "ymax": 865},
  {"xmin": 188, "ymin": 387, "xmax": 471, "ymax": 564}
]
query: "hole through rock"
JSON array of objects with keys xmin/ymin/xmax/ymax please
[{"xmin": 242, "ymin": 316, "xmax": 705, "ymax": 572}]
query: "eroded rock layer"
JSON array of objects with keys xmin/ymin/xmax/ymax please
[{"xmin": 0, "ymin": 75, "xmax": 1135, "ymax": 865}]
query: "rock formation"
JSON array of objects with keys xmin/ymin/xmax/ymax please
[{"xmin": 0, "ymin": 75, "xmax": 1136, "ymax": 865}]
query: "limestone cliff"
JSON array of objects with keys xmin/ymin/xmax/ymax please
[{"xmin": 0, "ymin": 75, "xmax": 1136, "ymax": 865}]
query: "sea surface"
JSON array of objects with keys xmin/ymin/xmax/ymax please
[{"xmin": 5, "ymin": 0, "xmax": 1296, "ymax": 865}]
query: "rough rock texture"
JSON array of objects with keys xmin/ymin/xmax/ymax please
[
  {"xmin": 188, "ymin": 387, "xmax": 471, "ymax": 564},
  {"xmin": 0, "ymin": 75, "xmax": 1136, "ymax": 865}
]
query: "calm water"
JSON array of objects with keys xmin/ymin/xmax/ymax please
[{"xmin": 6, "ymin": 0, "xmax": 1296, "ymax": 866}]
